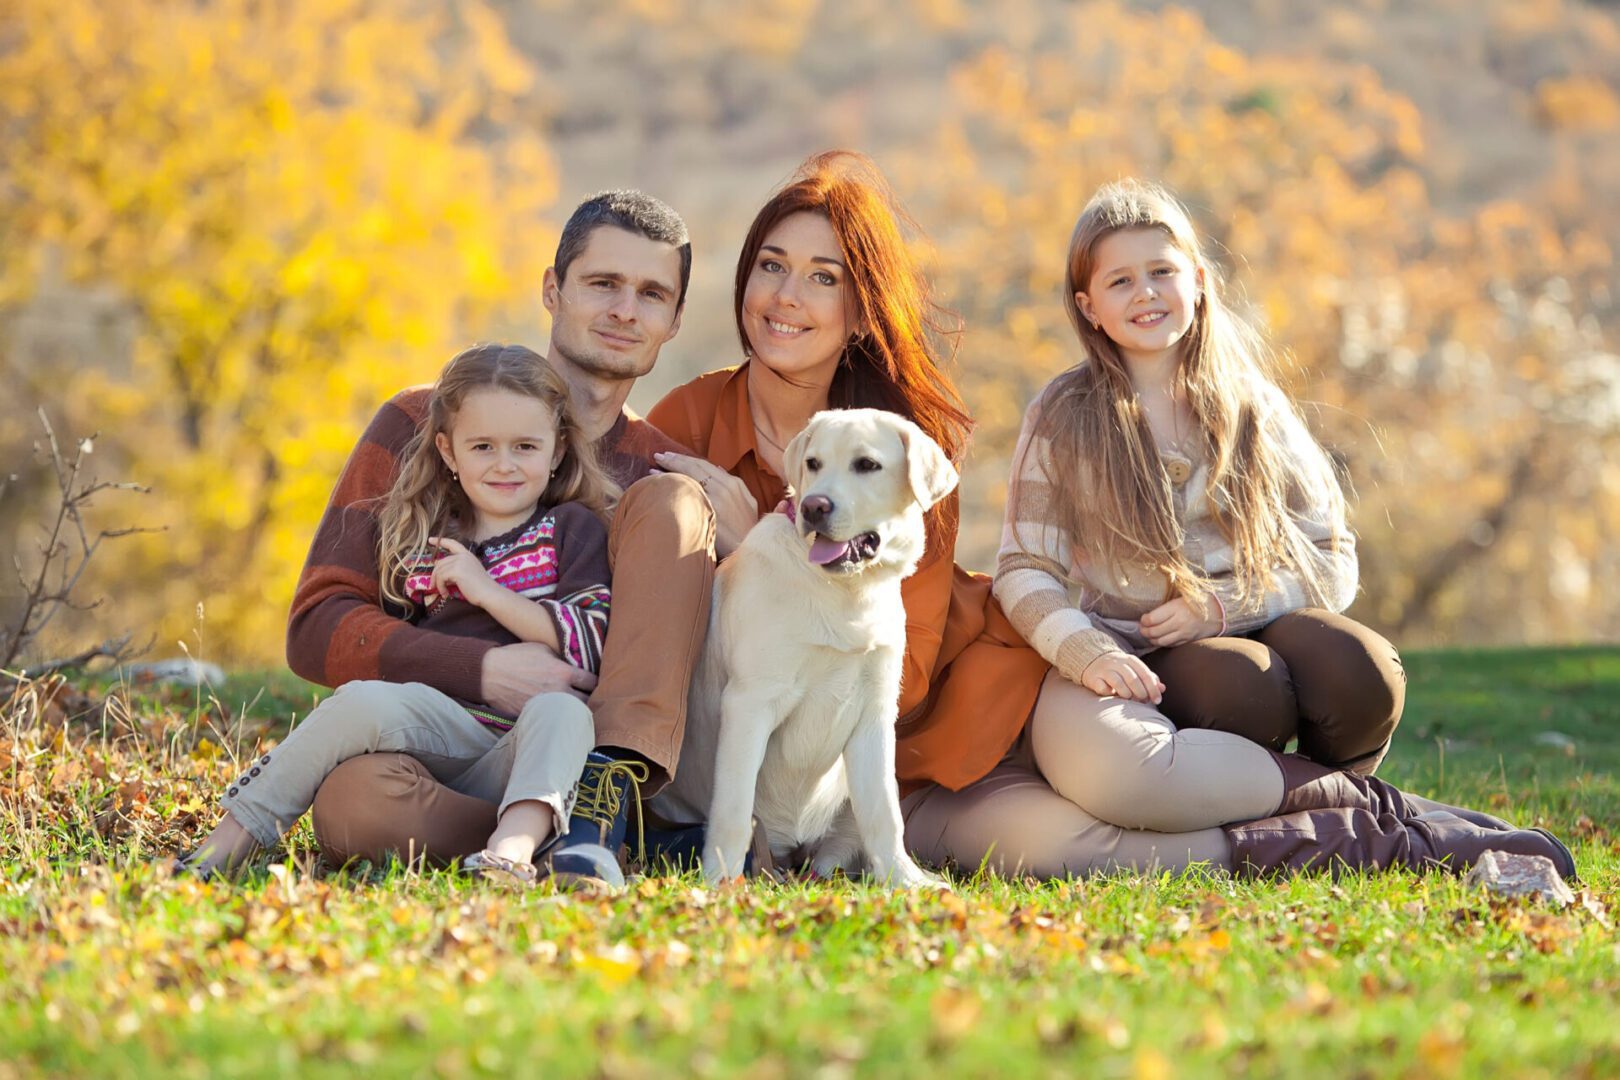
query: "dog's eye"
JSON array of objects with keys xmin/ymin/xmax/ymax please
[
  {"xmin": 805, "ymin": 456, "xmax": 822, "ymax": 472},
  {"xmin": 853, "ymin": 457, "xmax": 881, "ymax": 473}
]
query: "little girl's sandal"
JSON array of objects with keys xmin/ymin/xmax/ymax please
[
  {"xmin": 463, "ymin": 849, "xmax": 539, "ymax": 888},
  {"xmin": 169, "ymin": 852, "xmax": 226, "ymax": 882}
]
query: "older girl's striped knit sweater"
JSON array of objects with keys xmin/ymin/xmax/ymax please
[{"xmin": 993, "ymin": 378, "xmax": 1359, "ymax": 686}]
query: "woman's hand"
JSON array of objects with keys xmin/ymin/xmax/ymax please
[
  {"xmin": 428, "ymin": 536, "xmax": 499, "ymax": 608},
  {"xmin": 1139, "ymin": 595, "xmax": 1222, "ymax": 648},
  {"xmin": 653, "ymin": 451, "xmax": 762, "ymax": 557},
  {"xmin": 1079, "ymin": 650, "xmax": 1165, "ymax": 704}
]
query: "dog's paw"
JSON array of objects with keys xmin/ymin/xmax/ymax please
[
  {"xmin": 898, "ymin": 868, "xmax": 952, "ymax": 892},
  {"xmin": 701, "ymin": 840, "xmax": 748, "ymax": 886},
  {"xmin": 873, "ymin": 859, "xmax": 952, "ymax": 892}
]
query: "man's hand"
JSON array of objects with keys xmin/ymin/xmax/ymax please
[
  {"xmin": 480, "ymin": 642, "xmax": 598, "ymax": 713},
  {"xmin": 1139, "ymin": 595, "xmax": 1223, "ymax": 648},
  {"xmin": 1078, "ymin": 650, "xmax": 1165, "ymax": 704}
]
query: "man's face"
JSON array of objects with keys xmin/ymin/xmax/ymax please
[{"xmin": 543, "ymin": 226, "xmax": 685, "ymax": 383}]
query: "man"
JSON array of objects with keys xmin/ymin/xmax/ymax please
[{"xmin": 289, "ymin": 192, "xmax": 715, "ymax": 885}]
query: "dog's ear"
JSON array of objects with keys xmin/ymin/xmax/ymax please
[
  {"xmin": 782, "ymin": 422, "xmax": 814, "ymax": 495},
  {"xmin": 897, "ymin": 419, "xmax": 959, "ymax": 510}
]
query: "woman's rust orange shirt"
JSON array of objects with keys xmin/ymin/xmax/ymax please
[{"xmin": 648, "ymin": 364, "xmax": 1051, "ymax": 793}]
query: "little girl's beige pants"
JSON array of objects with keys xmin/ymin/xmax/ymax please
[{"xmin": 221, "ymin": 680, "xmax": 592, "ymax": 852}]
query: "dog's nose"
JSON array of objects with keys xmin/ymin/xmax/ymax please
[{"xmin": 799, "ymin": 494, "xmax": 834, "ymax": 527}]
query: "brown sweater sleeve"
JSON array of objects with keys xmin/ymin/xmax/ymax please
[{"xmin": 284, "ymin": 390, "xmax": 495, "ymax": 700}]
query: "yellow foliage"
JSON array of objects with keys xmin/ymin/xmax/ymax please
[
  {"xmin": 4, "ymin": 0, "xmax": 1617, "ymax": 655},
  {"xmin": 1, "ymin": 0, "xmax": 556, "ymax": 662},
  {"xmin": 1536, "ymin": 75, "xmax": 1620, "ymax": 131}
]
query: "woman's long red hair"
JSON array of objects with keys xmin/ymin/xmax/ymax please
[{"xmin": 733, "ymin": 150, "xmax": 974, "ymax": 469}]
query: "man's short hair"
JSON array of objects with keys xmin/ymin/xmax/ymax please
[{"xmin": 554, "ymin": 191, "xmax": 692, "ymax": 307}]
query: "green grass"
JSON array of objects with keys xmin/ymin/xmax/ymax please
[{"xmin": 2, "ymin": 648, "xmax": 1617, "ymax": 1078}]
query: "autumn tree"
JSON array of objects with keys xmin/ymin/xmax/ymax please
[
  {"xmin": 0, "ymin": 0, "xmax": 557, "ymax": 662},
  {"xmin": 896, "ymin": 0, "xmax": 1620, "ymax": 645}
]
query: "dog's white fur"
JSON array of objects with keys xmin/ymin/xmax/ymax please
[{"xmin": 651, "ymin": 409, "xmax": 959, "ymax": 887}]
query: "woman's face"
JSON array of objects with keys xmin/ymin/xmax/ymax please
[{"xmin": 742, "ymin": 212, "xmax": 858, "ymax": 384}]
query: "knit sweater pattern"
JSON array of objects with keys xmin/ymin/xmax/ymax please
[
  {"xmin": 402, "ymin": 500, "xmax": 611, "ymax": 694},
  {"xmin": 993, "ymin": 377, "xmax": 1359, "ymax": 686}
]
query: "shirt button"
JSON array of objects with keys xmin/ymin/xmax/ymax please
[{"xmin": 1165, "ymin": 458, "xmax": 1192, "ymax": 484}]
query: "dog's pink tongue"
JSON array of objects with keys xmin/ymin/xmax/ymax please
[{"xmin": 807, "ymin": 537, "xmax": 851, "ymax": 565}]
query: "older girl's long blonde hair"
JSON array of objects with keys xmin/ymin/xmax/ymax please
[
  {"xmin": 376, "ymin": 343, "xmax": 619, "ymax": 610},
  {"xmin": 1018, "ymin": 179, "xmax": 1346, "ymax": 605}
]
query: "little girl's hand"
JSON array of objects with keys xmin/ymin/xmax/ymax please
[
  {"xmin": 1079, "ymin": 651, "xmax": 1165, "ymax": 704},
  {"xmin": 428, "ymin": 537, "xmax": 497, "ymax": 607},
  {"xmin": 1140, "ymin": 596, "xmax": 1222, "ymax": 647}
]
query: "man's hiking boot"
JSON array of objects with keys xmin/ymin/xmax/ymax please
[{"xmin": 539, "ymin": 752, "xmax": 648, "ymax": 893}]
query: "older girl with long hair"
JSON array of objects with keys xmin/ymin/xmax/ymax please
[
  {"xmin": 1000, "ymin": 179, "xmax": 1388, "ymax": 763},
  {"xmin": 182, "ymin": 344, "xmax": 624, "ymax": 886},
  {"xmin": 989, "ymin": 177, "xmax": 1401, "ymax": 837},
  {"xmin": 924, "ymin": 179, "xmax": 1570, "ymax": 879}
]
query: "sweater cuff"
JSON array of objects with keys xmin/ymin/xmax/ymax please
[{"xmin": 1054, "ymin": 629, "xmax": 1123, "ymax": 686}]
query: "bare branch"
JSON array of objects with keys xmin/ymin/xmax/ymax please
[
  {"xmin": 1394, "ymin": 432, "xmax": 1549, "ymax": 637},
  {"xmin": 0, "ymin": 411, "xmax": 150, "ymax": 672},
  {"xmin": 5, "ymin": 632, "xmax": 139, "ymax": 682}
]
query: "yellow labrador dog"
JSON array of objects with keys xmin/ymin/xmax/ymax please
[{"xmin": 652, "ymin": 409, "xmax": 958, "ymax": 888}]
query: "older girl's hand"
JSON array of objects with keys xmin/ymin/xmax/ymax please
[
  {"xmin": 1079, "ymin": 650, "xmax": 1165, "ymax": 704},
  {"xmin": 653, "ymin": 451, "xmax": 762, "ymax": 557},
  {"xmin": 427, "ymin": 537, "xmax": 498, "ymax": 608},
  {"xmin": 1140, "ymin": 595, "xmax": 1223, "ymax": 648}
]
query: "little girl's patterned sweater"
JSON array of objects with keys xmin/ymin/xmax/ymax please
[
  {"xmin": 399, "ymin": 499, "xmax": 611, "ymax": 729},
  {"xmin": 993, "ymin": 377, "xmax": 1358, "ymax": 686}
]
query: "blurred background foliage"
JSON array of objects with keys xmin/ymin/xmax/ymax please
[{"xmin": 2, "ymin": 0, "xmax": 1618, "ymax": 665}]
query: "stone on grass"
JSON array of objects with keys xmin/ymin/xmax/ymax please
[
  {"xmin": 1532, "ymin": 731, "xmax": 1577, "ymax": 755},
  {"xmin": 123, "ymin": 658, "xmax": 226, "ymax": 688},
  {"xmin": 1464, "ymin": 850, "xmax": 1575, "ymax": 906}
]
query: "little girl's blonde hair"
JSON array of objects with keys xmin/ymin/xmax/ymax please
[
  {"xmin": 1017, "ymin": 179, "xmax": 1347, "ymax": 605},
  {"xmin": 376, "ymin": 343, "xmax": 619, "ymax": 609}
]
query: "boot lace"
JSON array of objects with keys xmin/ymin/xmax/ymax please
[{"xmin": 574, "ymin": 757, "xmax": 650, "ymax": 863}]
